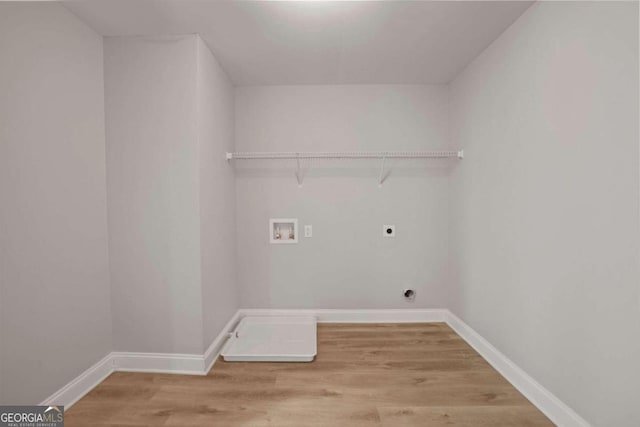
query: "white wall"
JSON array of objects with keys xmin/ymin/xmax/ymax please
[
  {"xmin": 449, "ymin": 2, "xmax": 640, "ymax": 426},
  {"xmin": 105, "ymin": 35, "xmax": 238, "ymax": 355},
  {"xmin": 196, "ymin": 37, "xmax": 239, "ymax": 349},
  {"xmin": 235, "ymin": 85, "xmax": 451, "ymax": 309},
  {"xmin": 105, "ymin": 35, "xmax": 204, "ymax": 354},
  {"xmin": 0, "ymin": 3, "xmax": 112, "ymax": 404}
]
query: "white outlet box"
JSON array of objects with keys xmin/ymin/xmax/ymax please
[
  {"xmin": 304, "ymin": 225, "xmax": 313, "ymax": 238},
  {"xmin": 383, "ymin": 224, "xmax": 396, "ymax": 237}
]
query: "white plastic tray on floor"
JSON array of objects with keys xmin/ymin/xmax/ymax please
[{"xmin": 221, "ymin": 316, "xmax": 317, "ymax": 362}]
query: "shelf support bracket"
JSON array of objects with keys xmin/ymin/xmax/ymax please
[
  {"xmin": 295, "ymin": 156, "xmax": 303, "ymax": 187},
  {"xmin": 378, "ymin": 156, "xmax": 387, "ymax": 187}
]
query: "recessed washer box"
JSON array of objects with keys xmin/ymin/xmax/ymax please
[
  {"xmin": 221, "ymin": 316, "xmax": 317, "ymax": 362},
  {"xmin": 270, "ymin": 218, "xmax": 298, "ymax": 244}
]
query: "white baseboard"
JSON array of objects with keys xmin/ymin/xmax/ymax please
[
  {"xmin": 40, "ymin": 353, "xmax": 114, "ymax": 409},
  {"xmin": 204, "ymin": 310, "xmax": 242, "ymax": 373},
  {"xmin": 111, "ymin": 351, "xmax": 206, "ymax": 376},
  {"xmin": 41, "ymin": 311, "xmax": 241, "ymax": 409},
  {"xmin": 445, "ymin": 311, "xmax": 590, "ymax": 427},
  {"xmin": 238, "ymin": 308, "xmax": 447, "ymax": 323},
  {"xmin": 40, "ymin": 307, "xmax": 589, "ymax": 427}
]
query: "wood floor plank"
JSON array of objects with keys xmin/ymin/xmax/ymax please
[
  {"xmin": 65, "ymin": 323, "xmax": 553, "ymax": 426},
  {"xmin": 378, "ymin": 406, "xmax": 552, "ymax": 427}
]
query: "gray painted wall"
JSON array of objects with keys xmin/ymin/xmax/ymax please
[
  {"xmin": 235, "ymin": 85, "xmax": 452, "ymax": 309},
  {"xmin": 449, "ymin": 2, "xmax": 640, "ymax": 426},
  {"xmin": 196, "ymin": 37, "xmax": 239, "ymax": 349},
  {"xmin": 105, "ymin": 35, "xmax": 238, "ymax": 355},
  {"xmin": 0, "ymin": 3, "xmax": 112, "ymax": 404},
  {"xmin": 104, "ymin": 35, "xmax": 204, "ymax": 354}
]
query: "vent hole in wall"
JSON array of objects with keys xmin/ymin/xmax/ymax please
[{"xmin": 403, "ymin": 289, "xmax": 415, "ymax": 301}]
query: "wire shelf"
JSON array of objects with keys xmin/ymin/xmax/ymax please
[{"xmin": 226, "ymin": 150, "xmax": 463, "ymax": 160}]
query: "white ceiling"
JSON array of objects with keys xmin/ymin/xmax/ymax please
[{"xmin": 63, "ymin": 0, "xmax": 533, "ymax": 85}]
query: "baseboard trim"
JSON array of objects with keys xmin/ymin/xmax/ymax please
[
  {"xmin": 111, "ymin": 351, "xmax": 206, "ymax": 376},
  {"xmin": 41, "ymin": 311, "xmax": 241, "ymax": 409},
  {"xmin": 445, "ymin": 311, "xmax": 590, "ymax": 427},
  {"xmin": 39, "ymin": 308, "xmax": 589, "ymax": 427},
  {"xmin": 238, "ymin": 308, "xmax": 448, "ymax": 323},
  {"xmin": 40, "ymin": 353, "xmax": 114, "ymax": 409},
  {"xmin": 204, "ymin": 310, "xmax": 242, "ymax": 373}
]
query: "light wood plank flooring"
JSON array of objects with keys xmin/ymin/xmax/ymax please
[{"xmin": 66, "ymin": 323, "xmax": 552, "ymax": 426}]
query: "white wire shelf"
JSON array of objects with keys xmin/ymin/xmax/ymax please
[
  {"xmin": 226, "ymin": 150, "xmax": 463, "ymax": 187},
  {"xmin": 226, "ymin": 150, "xmax": 463, "ymax": 160}
]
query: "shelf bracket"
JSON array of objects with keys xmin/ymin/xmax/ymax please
[
  {"xmin": 378, "ymin": 156, "xmax": 387, "ymax": 187},
  {"xmin": 295, "ymin": 156, "xmax": 303, "ymax": 187}
]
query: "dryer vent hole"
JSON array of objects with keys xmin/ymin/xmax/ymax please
[{"xmin": 403, "ymin": 289, "xmax": 416, "ymax": 301}]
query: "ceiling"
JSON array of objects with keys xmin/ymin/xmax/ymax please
[{"xmin": 63, "ymin": 0, "xmax": 533, "ymax": 85}]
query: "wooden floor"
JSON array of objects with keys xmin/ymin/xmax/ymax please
[{"xmin": 66, "ymin": 323, "xmax": 552, "ymax": 426}]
